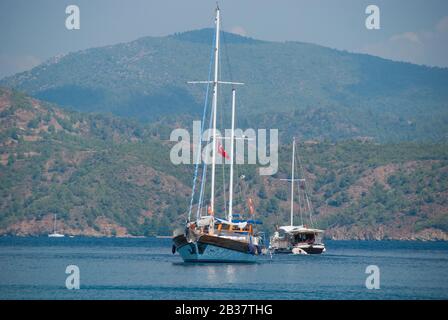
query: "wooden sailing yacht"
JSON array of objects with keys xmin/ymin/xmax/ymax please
[
  {"xmin": 172, "ymin": 6, "xmax": 264, "ymax": 263},
  {"xmin": 269, "ymin": 138, "xmax": 325, "ymax": 254}
]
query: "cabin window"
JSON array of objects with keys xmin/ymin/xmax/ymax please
[{"xmin": 294, "ymin": 233, "xmax": 315, "ymax": 243}]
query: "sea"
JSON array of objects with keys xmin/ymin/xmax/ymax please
[{"xmin": 0, "ymin": 237, "xmax": 447, "ymax": 300}]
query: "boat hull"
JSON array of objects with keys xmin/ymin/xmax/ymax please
[
  {"xmin": 300, "ymin": 245, "xmax": 325, "ymax": 254},
  {"xmin": 173, "ymin": 234, "xmax": 258, "ymax": 263},
  {"xmin": 271, "ymin": 244, "xmax": 325, "ymax": 255},
  {"xmin": 48, "ymin": 233, "xmax": 65, "ymax": 238}
]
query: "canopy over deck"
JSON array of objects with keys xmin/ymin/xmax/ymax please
[{"xmin": 278, "ymin": 225, "xmax": 324, "ymax": 234}]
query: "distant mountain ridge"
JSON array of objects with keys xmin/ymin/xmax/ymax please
[
  {"xmin": 171, "ymin": 28, "xmax": 262, "ymax": 44},
  {"xmin": 1, "ymin": 28, "xmax": 447, "ymax": 142}
]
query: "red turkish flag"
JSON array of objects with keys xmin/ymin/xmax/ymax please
[{"xmin": 217, "ymin": 143, "xmax": 230, "ymax": 160}]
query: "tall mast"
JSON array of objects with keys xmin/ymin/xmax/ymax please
[
  {"xmin": 210, "ymin": 5, "xmax": 220, "ymax": 215},
  {"xmin": 54, "ymin": 214, "xmax": 57, "ymax": 233},
  {"xmin": 290, "ymin": 138, "xmax": 295, "ymax": 226},
  {"xmin": 228, "ymin": 89, "xmax": 236, "ymax": 222}
]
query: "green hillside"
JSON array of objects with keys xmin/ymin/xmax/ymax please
[
  {"xmin": 0, "ymin": 87, "xmax": 192, "ymax": 236},
  {"xmin": 2, "ymin": 29, "xmax": 447, "ymax": 142},
  {"xmin": 1, "ymin": 88, "xmax": 447, "ymax": 239}
]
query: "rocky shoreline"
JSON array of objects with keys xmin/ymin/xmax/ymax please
[
  {"xmin": 1, "ymin": 222, "xmax": 447, "ymax": 241},
  {"xmin": 325, "ymin": 226, "xmax": 448, "ymax": 241}
]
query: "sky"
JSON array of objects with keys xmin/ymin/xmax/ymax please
[{"xmin": 0, "ymin": 0, "xmax": 447, "ymax": 78}]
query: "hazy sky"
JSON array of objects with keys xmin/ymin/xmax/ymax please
[{"xmin": 1, "ymin": 0, "xmax": 447, "ymax": 78}]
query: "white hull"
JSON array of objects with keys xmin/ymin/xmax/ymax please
[{"xmin": 48, "ymin": 233, "xmax": 65, "ymax": 238}]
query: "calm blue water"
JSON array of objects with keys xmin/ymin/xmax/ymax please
[{"xmin": 0, "ymin": 237, "xmax": 447, "ymax": 299}]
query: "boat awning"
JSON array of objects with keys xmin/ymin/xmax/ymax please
[
  {"xmin": 279, "ymin": 225, "xmax": 324, "ymax": 234},
  {"xmin": 196, "ymin": 215, "xmax": 214, "ymax": 227},
  {"xmin": 231, "ymin": 219, "xmax": 262, "ymax": 225},
  {"xmin": 215, "ymin": 217, "xmax": 247, "ymax": 229}
]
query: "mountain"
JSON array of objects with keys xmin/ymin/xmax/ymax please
[
  {"xmin": 2, "ymin": 29, "xmax": 448, "ymax": 142},
  {"xmin": 1, "ymin": 88, "xmax": 447, "ymax": 239},
  {"xmin": 0, "ymin": 87, "xmax": 193, "ymax": 236}
]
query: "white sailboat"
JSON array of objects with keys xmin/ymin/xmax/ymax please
[
  {"xmin": 48, "ymin": 214, "xmax": 65, "ymax": 238},
  {"xmin": 172, "ymin": 5, "xmax": 264, "ymax": 263},
  {"xmin": 269, "ymin": 138, "xmax": 325, "ymax": 254}
]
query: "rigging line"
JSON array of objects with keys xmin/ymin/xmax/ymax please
[
  {"xmin": 305, "ymin": 193, "xmax": 314, "ymax": 227},
  {"xmin": 197, "ymin": 92, "xmax": 214, "ymax": 220},
  {"xmin": 218, "ymin": 48, "xmax": 228, "ymax": 217},
  {"xmin": 296, "ymin": 143, "xmax": 315, "ymax": 226},
  {"xmin": 197, "ymin": 106, "xmax": 213, "ymax": 220},
  {"xmin": 221, "ymin": 21, "xmax": 235, "ymax": 89},
  {"xmin": 233, "ymin": 99, "xmax": 246, "ymax": 217},
  {"xmin": 230, "ymin": 102, "xmax": 243, "ymax": 216},
  {"xmin": 235, "ymin": 112, "xmax": 250, "ymax": 220},
  {"xmin": 221, "ymin": 162, "xmax": 227, "ymax": 215},
  {"xmin": 196, "ymin": 75, "xmax": 213, "ymax": 220},
  {"xmin": 232, "ymin": 156, "xmax": 241, "ymax": 214},
  {"xmin": 232, "ymin": 90, "xmax": 241, "ymax": 215},
  {"xmin": 188, "ymin": 30, "xmax": 216, "ymax": 222},
  {"xmin": 298, "ymin": 180, "xmax": 303, "ymax": 225},
  {"xmin": 197, "ymin": 72, "xmax": 215, "ymax": 220},
  {"xmin": 298, "ymin": 179, "xmax": 304, "ymax": 226},
  {"xmin": 235, "ymin": 162, "xmax": 242, "ymax": 213},
  {"xmin": 303, "ymin": 178, "xmax": 315, "ymax": 226},
  {"xmin": 295, "ymin": 146, "xmax": 304, "ymax": 226},
  {"xmin": 221, "ymin": 148, "xmax": 227, "ymax": 216}
]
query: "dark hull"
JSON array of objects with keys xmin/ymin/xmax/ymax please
[
  {"xmin": 271, "ymin": 244, "xmax": 325, "ymax": 255},
  {"xmin": 173, "ymin": 234, "xmax": 260, "ymax": 263},
  {"xmin": 302, "ymin": 246, "xmax": 325, "ymax": 254}
]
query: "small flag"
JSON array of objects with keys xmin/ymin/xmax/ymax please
[{"xmin": 217, "ymin": 143, "xmax": 230, "ymax": 160}]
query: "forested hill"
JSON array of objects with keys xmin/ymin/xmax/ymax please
[
  {"xmin": 0, "ymin": 87, "xmax": 192, "ymax": 236},
  {"xmin": 2, "ymin": 29, "xmax": 448, "ymax": 142},
  {"xmin": 1, "ymin": 88, "xmax": 447, "ymax": 239}
]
